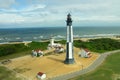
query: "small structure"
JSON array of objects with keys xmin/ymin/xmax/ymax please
[
  {"xmin": 48, "ymin": 37, "xmax": 62, "ymax": 49},
  {"xmin": 54, "ymin": 46, "xmax": 64, "ymax": 53},
  {"xmin": 37, "ymin": 72, "xmax": 46, "ymax": 80},
  {"xmin": 32, "ymin": 49, "xmax": 44, "ymax": 57},
  {"xmin": 79, "ymin": 48, "xmax": 91, "ymax": 58}
]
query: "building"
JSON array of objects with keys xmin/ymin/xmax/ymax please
[
  {"xmin": 79, "ymin": 48, "xmax": 91, "ymax": 58},
  {"xmin": 48, "ymin": 37, "xmax": 62, "ymax": 49},
  {"xmin": 37, "ymin": 72, "xmax": 46, "ymax": 80},
  {"xmin": 54, "ymin": 46, "xmax": 64, "ymax": 53},
  {"xmin": 32, "ymin": 49, "xmax": 44, "ymax": 57}
]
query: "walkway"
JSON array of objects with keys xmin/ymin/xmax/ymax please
[{"xmin": 50, "ymin": 50, "xmax": 120, "ymax": 80}]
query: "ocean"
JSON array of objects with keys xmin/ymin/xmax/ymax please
[{"xmin": 0, "ymin": 27, "xmax": 120, "ymax": 43}]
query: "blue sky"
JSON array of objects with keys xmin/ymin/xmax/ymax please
[{"xmin": 0, "ymin": 0, "xmax": 120, "ymax": 28}]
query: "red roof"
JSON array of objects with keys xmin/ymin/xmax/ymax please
[
  {"xmin": 35, "ymin": 49, "xmax": 42, "ymax": 53},
  {"xmin": 84, "ymin": 49, "xmax": 90, "ymax": 52},
  {"xmin": 37, "ymin": 72, "xmax": 44, "ymax": 76}
]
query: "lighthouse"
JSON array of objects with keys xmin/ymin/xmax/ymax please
[{"xmin": 64, "ymin": 13, "xmax": 75, "ymax": 64}]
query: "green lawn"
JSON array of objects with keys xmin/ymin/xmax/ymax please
[
  {"xmin": 70, "ymin": 52, "xmax": 120, "ymax": 80},
  {"xmin": 0, "ymin": 66, "xmax": 22, "ymax": 80},
  {"xmin": 0, "ymin": 51, "xmax": 31, "ymax": 61}
]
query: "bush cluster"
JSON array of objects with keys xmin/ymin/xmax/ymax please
[
  {"xmin": 0, "ymin": 43, "xmax": 28, "ymax": 57},
  {"xmin": 74, "ymin": 38, "xmax": 120, "ymax": 53},
  {"xmin": 0, "ymin": 41, "xmax": 49, "ymax": 57},
  {"xmin": 28, "ymin": 41, "xmax": 49, "ymax": 50}
]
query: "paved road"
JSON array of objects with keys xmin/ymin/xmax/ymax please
[{"xmin": 49, "ymin": 50, "xmax": 120, "ymax": 80}]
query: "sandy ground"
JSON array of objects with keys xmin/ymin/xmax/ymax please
[{"xmin": 4, "ymin": 47, "xmax": 99, "ymax": 80}]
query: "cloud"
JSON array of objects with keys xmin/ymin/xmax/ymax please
[
  {"xmin": 0, "ymin": 0, "xmax": 120, "ymax": 27},
  {"xmin": 74, "ymin": 15, "xmax": 120, "ymax": 22},
  {"xmin": 0, "ymin": 13, "xmax": 24, "ymax": 24},
  {"xmin": 0, "ymin": 0, "xmax": 16, "ymax": 9},
  {"xmin": 24, "ymin": 4, "xmax": 46, "ymax": 11},
  {"xmin": 0, "ymin": 12, "xmax": 45, "ymax": 24},
  {"xmin": 0, "ymin": 4, "xmax": 46, "ymax": 13}
]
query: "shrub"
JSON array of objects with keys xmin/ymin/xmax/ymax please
[{"xmin": 74, "ymin": 38, "xmax": 120, "ymax": 53}]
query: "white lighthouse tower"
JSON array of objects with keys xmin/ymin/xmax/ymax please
[{"xmin": 64, "ymin": 13, "xmax": 75, "ymax": 64}]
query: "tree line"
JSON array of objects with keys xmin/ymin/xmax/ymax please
[{"xmin": 74, "ymin": 38, "xmax": 120, "ymax": 53}]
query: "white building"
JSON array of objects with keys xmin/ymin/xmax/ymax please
[
  {"xmin": 37, "ymin": 72, "xmax": 46, "ymax": 80},
  {"xmin": 54, "ymin": 46, "xmax": 64, "ymax": 53},
  {"xmin": 32, "ymin": 49, "xmax": 44, "ymax": 57},
  {"xmin": 79, "ymin": 48, "xmax": 91, "ymax": 58},
  {"xmin": 48, "ymin": 38, "xmax": 62, "ymax": 49}
]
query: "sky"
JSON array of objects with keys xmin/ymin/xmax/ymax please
[{"xmin": 0, "ymin": 0, "xmax": 120, "ymax": 28}]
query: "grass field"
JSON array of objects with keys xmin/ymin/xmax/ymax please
[
  {"xmin": 70, "ymin": 52, "xmax": 120, "ymax": 80},
  {"xmin": 0, "ymin": 51, "xmax": 31, "ymax": 61},
  {"xmin": 0, "ymin": 66, "xmax": 22, "ymax": 80}
]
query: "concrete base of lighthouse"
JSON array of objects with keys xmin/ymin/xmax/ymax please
[
  {"xmin": 64, "ymin": 43, "xmax": 75, "ymax": 64},
  {"xmin": 64, "ymin": 58, "xmax": 75, "ymax": 64}
]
